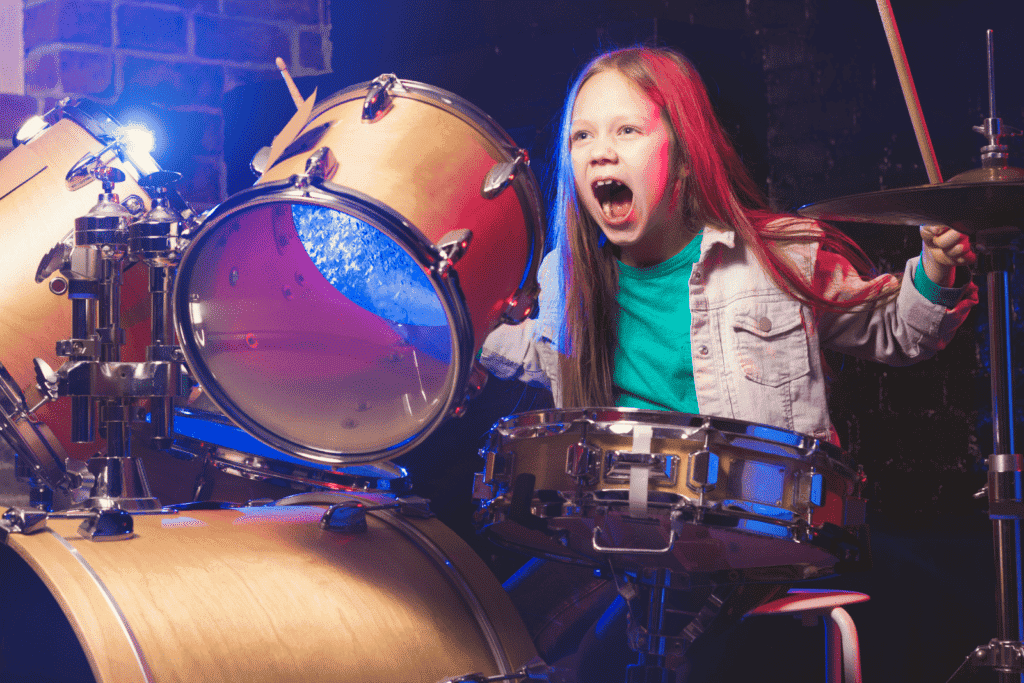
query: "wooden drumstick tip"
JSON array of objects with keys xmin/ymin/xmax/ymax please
[{"xmin": 276, "ymin": 56, "xmax": 304, "ymax": 110}]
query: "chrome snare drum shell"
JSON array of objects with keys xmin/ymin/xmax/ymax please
[{"xmin": 475, "ymin": 408, "xmax": 867, "ymax": 581}]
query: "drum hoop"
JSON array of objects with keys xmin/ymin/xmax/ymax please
[
  {"xmin": 488, "ymin": 407, "xmax": 856, "ymax": 475},
  {"xmin": 173, "ymin": 407, "xmax": 410, "ymax": 488},
  {"xmin": 44, "ymin": 99, "xmax": 161, "ymax": 182},
  {"xmin": 173, "ymin": 179, "xmax": 475, "ymax": 466},
  {"xmin": 298, "ymin": 78, "xmax": 545, "ymax": 309}
]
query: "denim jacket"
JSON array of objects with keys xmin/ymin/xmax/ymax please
[{"xmin": 480, "ymin": 220, "xmax": 978, "ymax": 441}]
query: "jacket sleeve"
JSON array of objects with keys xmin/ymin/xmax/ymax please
[{"xmin": 814, "ymin": 250, "xmax": 978, "ymax": 365}]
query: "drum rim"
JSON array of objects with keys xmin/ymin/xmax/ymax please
[
  {"xmin": 487, "ymin": 407, "xmax": 857, "ymax": 474},
  {"xmin": 41, "ymin": 99, "xmax": 161, "ymax": 182},
  {"xmin": 173, "ymin": 406, "xmax": 411, "ymax": 486},
  {"xmin": 282, "ymin": 76, "xmax": 546, "ymax": 311},
  {"xmin": 173, "ymin": 178, "xmax": 474, "ymax": 466}
]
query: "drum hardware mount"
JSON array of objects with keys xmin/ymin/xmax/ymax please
[
  {"xmin": 292, "ymin": 146, "xmax": 338, "ymax": 189},
  {"xmin": 593, "ymin": 525, "xmax": 677, "ymax": 556},
  {"xmin": 362, "ymin": 73, "xmax": 400, "ymax": 122},
  {"xmin": 482, "ymin": 150, "xmax": 530, "ymax": 200},
  {"xmin": 438, "ymin": 656, "xmax": 560, "ymax": 683},
  {"xmin": 22, "ymin": 166, "xmax": 196, "ymax": 513},
  {"xmin": 0, "ymin": 505, "xmax": 160, "ymax": 542},
  {"xmin": 435, "ymin": 228, "xmax": 474, "ymax": 277}
]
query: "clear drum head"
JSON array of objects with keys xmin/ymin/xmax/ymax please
[{"xmin": 175, "ymin": 183, "xmax": 470, "ymax": 465}]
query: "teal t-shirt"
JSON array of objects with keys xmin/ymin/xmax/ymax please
[
  {"xmin": 614, "ymin": 235, "xmax": 702, "ymax": 412},
  {"xmin": 613, "ymin": 238, "xmax": 964, "ymax": 413}
]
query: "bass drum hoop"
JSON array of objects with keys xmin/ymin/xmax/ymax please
[{"xmin": 173, "ymin": 178, "xmax": 474, "ymax": 466}]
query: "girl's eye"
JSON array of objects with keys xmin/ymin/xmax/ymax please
[
  {"xmin": 620, "ymin": 126, "xmax": 639, "ymax": 135},
  {"xmin": 571, "ymin": 130, "xmax": 590, "ymax": 143}
]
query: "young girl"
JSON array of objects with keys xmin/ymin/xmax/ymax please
[
  {"xmin": 481, "ymin": 46, "xmax": 976, "ymax": 440},
  {"xmin": 478, "ymin": 44, "xmax": 978, "ymax": 683}
]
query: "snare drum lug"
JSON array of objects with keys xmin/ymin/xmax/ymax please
[
  {"xmin": 481, "ymin": 149, "xmax": 529, "ymax": 199},
  {"xmin": 78, "ymin": 508, "xmax": 135, "ymax": 541},
  {"xmin": 362, "ymin": 73, "xmax": 399, "ymax": 121},
  {"xmin": 566, "ymin": 440, "xmax": 599, "ymax": 484}
]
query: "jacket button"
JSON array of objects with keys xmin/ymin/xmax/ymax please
[
  {"xmin": 757, "ymin": 316, "xmax": 772, "ymax": 333},
  {"xmin": 698, "ymin": 345, "xmax": 709, "ymax": 356}
]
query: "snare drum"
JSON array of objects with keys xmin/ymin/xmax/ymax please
[
  {"xmin": 475, "ymin": 409, "xmax": 867, "ymax": 581},
  {"xmin": 0, "ymin": 493, "xmax": 538, "ymax": 682},
  {"xmin": 174, "ymin": 77, "xmax": 543, "ymax": 466},
  {"xmin": 0, "ymin": 100, "xmax": 158, "ymax": 461}
]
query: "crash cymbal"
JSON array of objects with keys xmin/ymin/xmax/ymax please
[{"xmin": 797, "ymin": 173, "xmax": 1024, "ymax": 234}]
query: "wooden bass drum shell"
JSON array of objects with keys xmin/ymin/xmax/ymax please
[{"xmin": 0, "ymin": 494, "xmax": 537, "ymax": 683}]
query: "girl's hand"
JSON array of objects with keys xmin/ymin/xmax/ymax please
[{"xmin": 920, "ymin": 225, "xmax": 975, "ymax": 287}]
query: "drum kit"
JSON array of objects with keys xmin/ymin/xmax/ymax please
[{"xmin": 0, "ymin": 36, "xmax": 1020, "ymax": 683}]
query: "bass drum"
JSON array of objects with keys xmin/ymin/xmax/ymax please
[
  {"xmin": 174, "ymin": 76, "xmax": 543, "ymax": 467},
  {"xmin": 0, "ymin": 493, "xmax": 538, "ymax": 683}
]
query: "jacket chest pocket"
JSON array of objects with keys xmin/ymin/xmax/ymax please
[{"xmin": 730, "ymin": 302, "xmax": 811, "ymax": 387}]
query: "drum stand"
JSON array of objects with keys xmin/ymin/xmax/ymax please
[
  {"xmin": 967, "ymin": 225, "xmax": 1024, "ymax": 681},
  {"xmin": 28, "ymin": 167, "xmax": 192, "ymax": 513}
]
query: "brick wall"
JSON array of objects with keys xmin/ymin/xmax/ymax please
[{"xmin": 8, "ymin": 0, "xmax": 331, "ymax": 208}]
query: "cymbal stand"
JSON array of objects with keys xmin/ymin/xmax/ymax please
[{"xmin": 970, "ymin": 226, "xmax": 1024, "ymax": 681}]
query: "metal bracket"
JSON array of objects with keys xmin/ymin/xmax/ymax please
[
  {"xmin": 362, "ymin": 73, "xmax": 399, "ymax": 121},
  {"xmin": 78, "ymin": 508, "xmax": 135, "ymax": 541},
  {"xmin": 604, "ymin": 451, "xmax": 677, "ymax": 485},
  {"xmin": 0, "ymin": 508, "xmax": 49, "ymax": 537},
  {"xmin": 482, "ymin": 149, "xmax": 529, "ymax": 199},
  {"xmin": 592, "ymin": 526, "xmax": 677, "ymax": 555},
  {"xmin": 565, "ymin": 439, "xmax": 600, "ymax": 484},
  {"xmin": 434, "ymin": 229, "xmax": 473, "ymax": 276},
  {"xmin": 970, "ymin": 638, "xmax": 1024, "ymax": 674}
]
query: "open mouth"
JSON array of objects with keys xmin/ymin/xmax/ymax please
[{"xmin": 592, "ymin": 178, "xmax": 633, "ymax": 222}]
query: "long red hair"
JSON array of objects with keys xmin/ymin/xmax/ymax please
[{"xmin": 552, "ymin": 46, "xmax": 884, "ymax": 407}]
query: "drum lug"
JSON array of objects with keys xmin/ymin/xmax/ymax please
[
  {"xmin": 500, "ymin": 280, "xmax": 540, "ymax": 325},
  {"xmin": 321, "ymin": 501, "xmax": 368, "ymax": 533},
  {"xmin": 482, "ymin": 149, "xmax": 529, "ymax": 200},
  {"xmin": 78, "ymin": 508, "xmax": 135, "ymax": 541},
  {"xmin": 0, "ymin": 508, "xmax": 50, "ymax": 538},
  {"xmin": 434, "ymin": 228, "xmax": 473, "ymax": 275},
  {"xmin": 793, "ymin": 468, "xmax": 824, "ymax": 512},
  {"xmin": 362, "ymin": 73, "xmax": 399, "ymax": 121},
  {"xmin": 566, "ymin": 440, "xmax": 600, "ymax": 485}
]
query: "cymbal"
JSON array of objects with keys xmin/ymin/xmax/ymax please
[{"xmin": 797, "ymin": 175, "xmax": 1024, "ymax": 235}]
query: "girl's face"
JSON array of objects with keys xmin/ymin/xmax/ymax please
[{"xmin": 570, "ymin": 69, "xmax": 686, "ymax": 268}]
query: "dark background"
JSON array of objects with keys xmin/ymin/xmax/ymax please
[{"xmin": 221, "ymin": 1, "xmax": 1024, "ymax": 681}]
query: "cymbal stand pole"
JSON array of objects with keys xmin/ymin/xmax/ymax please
[{"xmin": 972, "ymin": 235, "xmax": 1024, "ymax": 681}]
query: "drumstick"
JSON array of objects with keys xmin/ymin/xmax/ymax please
[
  {"xmin": 276, "ymin": 57, "xmax": 304, "ymax": 111},
  {"xmin": 876, "ymin": 0, "xmax": 943, "ymax": 184}
]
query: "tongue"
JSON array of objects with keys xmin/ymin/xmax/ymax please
[{"xmin": 602, "ymin": 186, "xmax": 633, "ymax": 220}]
